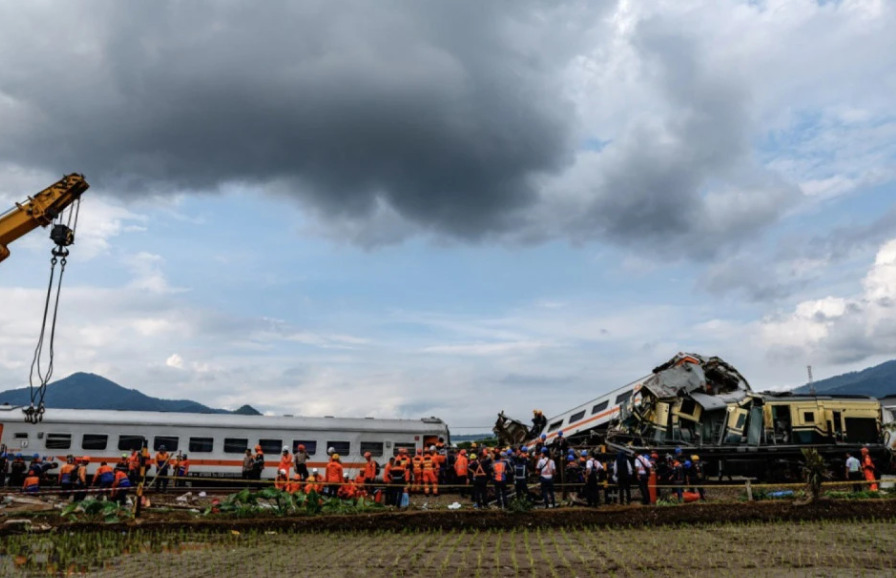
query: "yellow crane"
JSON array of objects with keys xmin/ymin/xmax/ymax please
[
  {"xmin": 0, "ymin": 173, "xmax": 89, "ymax": 422},
  {"xmin": 0, "ymin": 173, "xmax": 89, "ymax": 264}
]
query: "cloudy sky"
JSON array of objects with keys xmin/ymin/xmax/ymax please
[{"xmin": 2, "ymin": 0, "xmax": 895, "ymax": 433}]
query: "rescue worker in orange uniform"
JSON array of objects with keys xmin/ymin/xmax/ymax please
[
  {"xmin": 93, "ymin": 461, "xmax": 115, "ymax": 497},
  {"xmin": 58, "ymin": 456, "xmax": 76, "ymax": 497},
  {"xmin": 354, "ymin": 472, "xmax": 369, "ymax": 498},
  {"xmin": 73, "ymin": 457, "xmax": 89, "ymax": 502},
  {"xmin": 454, "ymin": 449, "xmax": 469, "ymax": 497},
  {"xmin": 325, "ymin": 453, "xmax": 344, "ymax": 496},
  {"xmin": 169, "ymin": 454, "xmax": 180, "ymax": 486},
  {"xmin": 861, "ymin": 447, "xmax": 878, "ymax": 491},
  {"xmin": 287, "ymin": 472, "xmax": 302, "ymax": 494},
  {"xmin": 422, "ymin": 448, "xmax": 439, "ymax": 495},
  {"xmin": 154, "ymin": 445, "xmax": 171, "ymax": 492},
  {"xmin": 338, "ymin": 474, "xmax": 357, "ymax": 499},
  {"xmin": 362, "ymin": 452, "xmax": 378, "ymax": 486},
  {"xmin": 275, "ymin": 469, "xmax": 289, "ymax": 491},
  {"xmin": 175, "ymin": 454, "xmax": 190, "ymax": 487},
  {"xmin": 389, "ymin": 450, "xmax": 409, "ymax": 505},
  {"xmin": 278, "ymin": 446, "xmax": 293, "ymax": 478},
  {"xmin": 23, "ymin": 471, "xmax": 41, "ymax": 494},
  {"xmin": 304, "ymin": 468, "xmax": 324, "ymax": 494},
  {"xmin": 433, "ymin": 444, "xmax": 447, "ymax": 485},
  {"xmin": 411, "ymin": 448, "xmax": 424, "ymax": 492},
  {"xmin": 127, "ymin": 449, "xmax": 141, "ymax": 485},
  {"xmin": 112, "ymin": 467, "xmax": 132, "ymax": 505}
]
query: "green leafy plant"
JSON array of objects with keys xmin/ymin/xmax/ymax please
[
  {"xmin": 798, "ymin": 448, "xmax": 831, "ymax": 505},
  {"xmin": 59, "ymin": 498, "xmax": 133, "ymax": 523}
]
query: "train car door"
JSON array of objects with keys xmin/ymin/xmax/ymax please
[
  {"xmin": 724, "ymin": 406, "xmax": 748, "ymax": 444},
  {"xmin": 831, "ymin": 411, "xmax": 843, "ymax": 442}
]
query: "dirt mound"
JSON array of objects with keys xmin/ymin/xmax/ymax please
[{"xmin": 21, "ymin": 499, "xmax": 893, "ymax": 536}]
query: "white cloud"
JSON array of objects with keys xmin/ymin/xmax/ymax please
[
  {"xmin": 165, "ymin": 353, "xmax": 184, "ymax": 369},
  {"xmin": 762, "ymin": 238, "xmax": 896, "ymax": 364}
]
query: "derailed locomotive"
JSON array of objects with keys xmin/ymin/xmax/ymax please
[{"xmin": 497, "ymin": 353, "xmax": 895, "ymax": 481}]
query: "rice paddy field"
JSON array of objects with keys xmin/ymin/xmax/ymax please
[{"xmin": 1, "ymin": 501, "xmax": 895, "ymax": 577}]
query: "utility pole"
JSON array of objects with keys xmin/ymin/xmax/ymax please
[{"xmin": 807, "ymin": 365, "xmax": 815, "ymax": 395}]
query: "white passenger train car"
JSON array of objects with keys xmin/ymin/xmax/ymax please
[
  {"xmin": 0, "ymin": 405, "xmax": 450, "ymax": 479},
  {"xmin": 528, "ymin": 376, "xmax": 646, "ymax": 445}
]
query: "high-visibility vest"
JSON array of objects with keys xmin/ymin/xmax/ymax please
[
  {"xmin": 455, "ymin": 455, "xmax": 469, "ymax": 476},
  {"xmin": 422, "ymin": 456, "xmax": 435, "ymax": 472},
  {"xmin": 113, "ymin": 470, "xmax": 131, "ymax": 488},
  {"xmin": 493, "ymin": 460, "xmax": 507, "ymax": 482},
  {"xmin": 59, "ymin": 463, "xmax": 75, "ymax": 484}
]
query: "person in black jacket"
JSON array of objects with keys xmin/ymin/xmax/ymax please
[{"xmin": 614, "ymin": 451, "xmax": 632, "ymax": 505}]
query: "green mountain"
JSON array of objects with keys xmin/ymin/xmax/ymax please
[
  {"xmin": 792, "ymin": 359, "xmax": 896, "ymax": 398},
  {"xmin": 0, "ymin": 372, "xmax": 261, "ymax": 415}
]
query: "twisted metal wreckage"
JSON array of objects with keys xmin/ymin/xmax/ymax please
[{"xmin": 495, "ymin": 353, "xmax": 896, "ymax": 480}]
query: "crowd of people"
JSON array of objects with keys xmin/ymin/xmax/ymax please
[
  {"xmin": 0, "ymin": 436, "xmax": 881, "ymax": 509},
  {"xmin": 0, "ymin": 446, "xmax": 191, "ymax": 504}
]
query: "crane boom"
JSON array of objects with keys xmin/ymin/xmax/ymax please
[{"xmin": 0, "ymin": 173, "xmax": 89, "ymax": 264}]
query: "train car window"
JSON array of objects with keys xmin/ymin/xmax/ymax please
[
  {"xmin": 259, "ymin": 439, "xmax": 282, "ymax": 455},
  {"xmin": 591, "ymin": 400, "xmax": 609, "ymax": 414},
  {"xmin": 569, "ymin": 410, "xmax": 586, "ymax": 423},
  {"xmin": 803, "ymin": 412, "xmax": 815, "ymax": 423},
  {"xmin": 45, "ymin": 433, "xmax": 71, "ymax": 449},
  {"xmin": 118, "ymin": 435, "xmax": 145, "ymax": 451},
  {"xmin": 82, "ymin": 434, "xmax": 108, "ymax": 450},
  {"xmin": 189, "ymin": 437, "xmax": 214, "ymax": 453},
  {"xmin": 548, "ymin": 420, "xmax": 563, "ymax": 432},
  {"xmin": 293, "ymin": 440, "xmax": 317, "ymax": 455},
  {"xmin": 844, "ymin": 417, "xmax": 878, "ymax": 443},
  {"xmin": 615, "ymin": 390, "xmax": 633, "ymax": 405},
  {"xmin": 679, "ymin": 399, "xmax": 697, "ymax": 416},
  {"xmin": 360, "ymin": 442, "xmax": 384, "ymax": 457},
  {"xmin": 14, "ymin": 432, "xmax": 28, "ymax": 439},
  {"xmin": 394, "ymin": 442, "xmax": 416, "ymax": 456},
  {"xmin": 154, "ymin": 436, "xmax": 179, "ymax": 451},
  {"xmin": 327, "ymin": 441, "xmax": 350, "ymax": 455},
  {"xmin": 224, "ymin": 438, "xmax": 249, "ymax": 453}
]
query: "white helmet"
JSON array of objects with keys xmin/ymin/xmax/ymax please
[
  {"xmin": 312, "ymin": 468, "xmax": 318, "ymax": 474},
  {"xmin": 282, "ymin": 446, "xmax": 289, "ymax": 453},
  {"xmin": 278, "ymin": 469, "xmax": 286, "ymax": 475},
  {"xmin": 327, "ymin": 447, "xmax": 335, "ymax": 454},
  {"xmin": 430, "ymin": 445, "xmax": 436, "ymax": 451}
]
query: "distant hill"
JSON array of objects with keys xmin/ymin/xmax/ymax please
[
  {"xmin": 792, "ymin": 359, "xmax": 896, "ymax": 398},
  {"xmin": 0, "ymin": 372, "xmax": 261, "ymax": 415}
]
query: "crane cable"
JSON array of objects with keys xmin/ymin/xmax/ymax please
[{"xmin": 25, "ymin": 199, "xmax": 81, "ymax": 424}]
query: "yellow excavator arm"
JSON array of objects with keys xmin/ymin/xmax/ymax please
[{"xmin": 0, "ymin": 173, "xmax": 89, "ymax": 264}]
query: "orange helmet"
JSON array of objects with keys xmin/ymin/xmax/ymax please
[
  {"xmin": 298, "ymin": 444, "xmax": 306, "ymax": 451},
  {"xmin": 861, "ymin": 447, "xmax": 869, "ymax": 454},
  {"xmin": 81, "ymin": 456, "xmax": 91, "ymax": 463},
  {"xmin": 364, "ymin": 452, "xmax": 372, "ymax": 458}
]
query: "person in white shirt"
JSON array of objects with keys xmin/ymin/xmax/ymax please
[
  {"xmin": 536, "ymin": 448, "xmax": 557, "ymax": 508},
  {"xmin": 584, "ymin": 451, "xmax": 603, "ymax": 507},
  {"xmin": 845, "ymin": 452, "xmax": 862, "ymax": 492},
  {"xmin": 633, "ymin": 450, "xmax": 653, "ymax": 505}
]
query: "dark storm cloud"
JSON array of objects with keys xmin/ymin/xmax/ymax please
[
  {"xmin": 0, "ymin": 1, "xmax": 802, "ymax": 255},
  {"xmin": 0, "ymin": 1, "xmax": 591, "ymax": 239}
]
